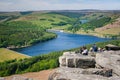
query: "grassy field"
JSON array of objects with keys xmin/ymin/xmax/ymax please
[
  {"xmin": 14, "ymin": 13, "xmax": 74, "ymax": 29},
  {"xmin": 95, "ymin": 27, "xmax": 120, "ymax": 35},
  {"xmin": 0, "ymin": 48, "xmax": 30, "ymax": 62}
]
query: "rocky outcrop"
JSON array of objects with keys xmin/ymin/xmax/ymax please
[
  {"xmin": 96, "ymin": 50, "xmax": 120, "ymax": 76},
  {"xmin": 49, "ymin": 67, "xmax": 117, "ymax": 80},
  {"xmin": 105, "ymin": 44, "xmax": 120, "ymax": 50},
  {"xmin": 49, "ymin": 51, "xmax": 120, "ymax": 80},
  {"xmin": 59, "ymin": 52, "xmax": 95, "ymax": 68}
]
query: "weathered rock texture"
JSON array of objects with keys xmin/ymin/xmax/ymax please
[
  {"xmin": 105, "ymin": 44, "xmax": 120, "ymax": 50},
  {"xmin": 11, "ymin": 75, "xmax": 32, "ymax": 80},
  {"xmin": 5, "ymin": 75, "xmax": 34, "ymax": 80},
  {"xmin": 0, "ymin": 77, "xmax": 5, "ymax": 80},
  {"xmin": 96, "ymin": 50, "xmax": 120, "ymax": 76},
  {"xmin": 49, "ymin": 67, "xmax": 119, "ymax": 80},
  {"xmin": 49, "ymin": 51, "xmax": 120, "ymax": 80},
  {"xmin": 59, "ymin": 52, "xmax": 95, "ymax": 68}
]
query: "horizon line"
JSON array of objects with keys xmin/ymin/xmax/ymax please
[{"xmin": 0, "ymin": 9, "xmax": 120, "ymax": 12}]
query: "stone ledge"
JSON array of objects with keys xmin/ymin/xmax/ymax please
[
  {"xmin": 49, "ymin": 67, "xmax": 118, "ymax": 80},
  {"xmin": 51, "ymin": 51, "xmax": 120, "ymax": 80},
  {"xmin": 59, "ymin": 52, "xmax": 95, "ymax": 68}
]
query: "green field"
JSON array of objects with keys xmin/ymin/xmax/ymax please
[{"xmin": 0, "ymin": 48, "xmax": 30, "ymax": 62}]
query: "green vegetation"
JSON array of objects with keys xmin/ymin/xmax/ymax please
[
  {"xmin": 0, "ymin": 40, "xmax": 120, "ymax": 77},
  {"xmin": 0, "ymin": 12, "xmax": 75, "ymax": 48},
  {"xmin": 0, "ymin": 48, "xmax": 30, "ymax": 62},
  {"xmin": 0, "ymin": 21, "xmax": 57, "ymax": 48},
  {"xmin": 67, "ymin": 17, "xmax": 112, "ymax": 33},
  {"xmin": 0, "ymin": 11, "xmax": 120, "ymax": 77},
  {"xmin": 48, "ymin": 12, "xmax": 86, "ymax": 18},
  {"xmin": 0, "ymin": 51, "xmax": 63, "ymax": 76},
  {"xmin": 0, "ymin": 11, "xmax": 119, "ymax": 48}
]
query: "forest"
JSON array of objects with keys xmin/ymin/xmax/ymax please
[
  {"xmin": 0, "ymin": 21, "xmax": 57, "ymax": 48},
  {"xmin": 67, "ymin": 16, "xmax": 112, "ymax": 32}
]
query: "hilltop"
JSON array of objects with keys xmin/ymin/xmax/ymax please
[{"xmin": 0, "ymin": 48, "xmax": 30, "ymax": 62}]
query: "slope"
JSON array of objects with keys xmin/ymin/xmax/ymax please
[
  {"xmin": 95, "ymin": 17, "xmax": 120, "ymax": 36},
  {"xmin": 0, "ymin": 48, "xmax": 30, "ymax": 62}
]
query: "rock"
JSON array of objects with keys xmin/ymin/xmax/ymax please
[
  {"xmin": 59, "ymin": 52, "xmax": 95, "ymax": 68},
  {"xmin": 81, "ymin": 68, "xmax": 112, "ymax": 77},
  {"xmin": 109, "ymin": 76, "xmax": 120, "ymax": 80},
  {"xmin": 49, "ymin": 51, "xmax": 120, "ymax": 80},
  {"xmin": 95, "ymin": 51, "xmax": 120, "ymax": 76},
  {"xmin": 49, "ymin": 67, "xmax": 113, "ymax": 80},
  {"xmin": 11, "ymin": 75, "xmax": 31, "ymax": 80},
  {"xmin": 0, "ymin": 77, "xmax": 5, "ymax": 80},
  {"xmin": 105, "ymin": 44, "xmax": 120, "ymax": 50},
  {"xmin": 75, "ymin": 57, "xmax": 95, "ymax": 68},
  {"xmin": 59, "ymin": 56, "xmax": 66, "ymax": 67}
]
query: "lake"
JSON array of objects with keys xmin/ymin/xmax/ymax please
[{"xmin": 15, "ymin": 31, "xmax": 110, "ymax": 56}]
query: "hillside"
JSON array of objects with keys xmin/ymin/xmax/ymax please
[
  {"xmin": 62, "ymin": 11, "xmax": 120, "ymax": 38},
  {"xmin": 14, "ymin": 12, "xmax": 74, "ymax": 29},
  {"xmin": 75, "ymin": 15, "xmax": 120, "ymax": 38},
  {"xmin": 1, "ymin": 11, "xmax": 120, "ymax": 48},
  {"xmin": 0, "ymin": 12, "xmax": 76, "ymax": 48},
  {"xmin": 95, "ymin": 17, "xmax": 120, "ymax": 37},
  {"xmin": 0, "ymin": 48, "xmax": 30, "ymax": 62}
]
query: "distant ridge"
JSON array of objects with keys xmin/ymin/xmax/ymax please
[{"xmin": 0, "ymin": 9, "xmax": 120, "ymax": 13}]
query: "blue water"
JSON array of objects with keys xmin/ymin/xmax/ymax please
[
  {"xmin": 15, "ymin": 31, "xmax": 110, "ymax": 56},
  {"xmin": 80, "ymin": 20, "xmax": 88, "ymax": 24}
]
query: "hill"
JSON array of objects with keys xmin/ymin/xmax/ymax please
[
  {"xmin": 61, "ymin": 11, "xmax": 120, "ymax": 38},
  {"xmin": 0, "ymin": 48, "xmax": 30, "ymax": 62},
  {"xmin": 95, "ymin": 17, "xmax": 120, "ymax": 37},
  {"xmin": 0, "ymin": 12, "xmax": 75, "ymax": 48},
  {"xmin": 1, "ymin": 10, "xmax": 120, "ymax": 48}
]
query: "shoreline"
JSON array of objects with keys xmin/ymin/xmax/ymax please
[
  {"xmin": 48, "ymin": 29, "xmax": 110, "ymax": 38},
  {"xmin": 49, "ymin": 29, "xmax": 120, "ymax": 39},
  {"xmin": 6, "ymin": 32, "xmax": 57, "ymax": 50},
  {"xmin": 5, "ymin": 48, "xmax": 31, "ymax": 57}
]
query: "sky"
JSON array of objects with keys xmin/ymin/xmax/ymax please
[{"xmin": 0, "ymin": 0, "xmax": 120, "ymax": 11}]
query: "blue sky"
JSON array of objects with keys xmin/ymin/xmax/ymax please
[{"xmin": 0, "ymin": 0, "xmax": 120, "ymax": 11}]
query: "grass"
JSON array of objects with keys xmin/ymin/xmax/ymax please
[
  {"xmin": 14, "ymin": 13, "xmax": 74, "ymax": 29},
  {"xmin": 96, "ymin": 27, "xmax": 120, "ymax": 35},
  {"xmin": 80, "ymin": 12, "xmax": 108, "ymax": 20},
  {"xmin": 0, "ymin": 48, "xmax": 30, "ymax": 62}
]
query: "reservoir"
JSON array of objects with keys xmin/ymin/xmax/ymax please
[{"xmin": 16, "ymin": 31, "xmax": 110, "ymax": 56}]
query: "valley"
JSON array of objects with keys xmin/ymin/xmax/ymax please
[{"xmin": 0, "ymin": 10, "xmax": 120, "ymax": 77}]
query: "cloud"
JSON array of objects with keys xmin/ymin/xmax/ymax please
[{"xmin": 0, "ymin": 0, "xmax": 120, "ymax": 11}]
